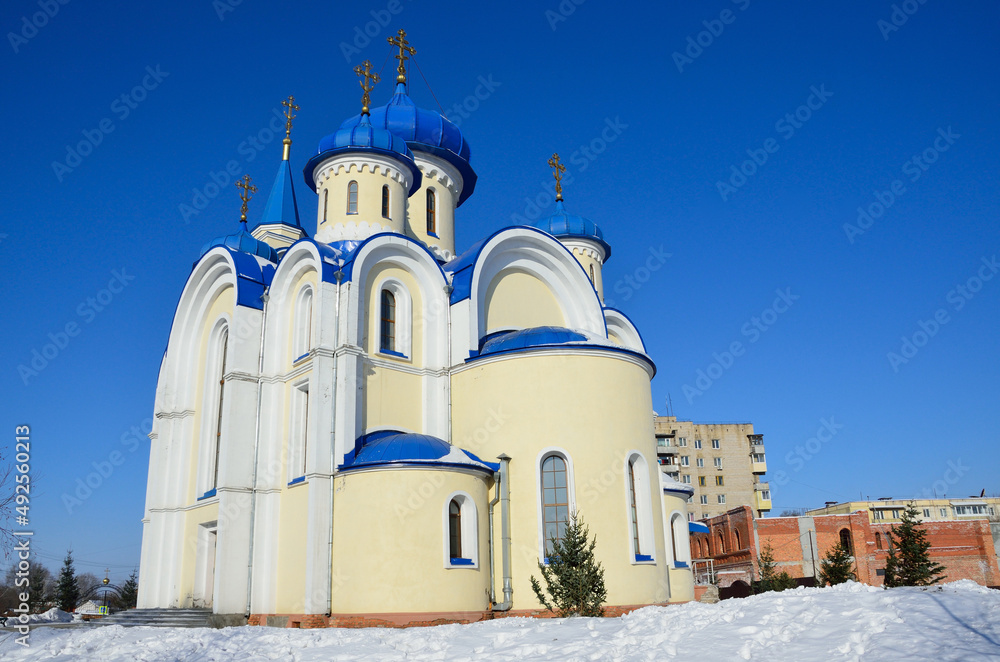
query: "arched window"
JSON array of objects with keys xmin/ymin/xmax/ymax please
[
  {"xmin": 323, "ymin": 189, "xmax": 329, "ymax": 222},
  {"xmin": 875, "ymin": 532, "xmax": 883, "ymax": 550},
  {"xmin": 718, "ymin": 532, "xmax": 726, "ymax": 555},
  {"xmin": 541, "ymin": 454, "xmax": 570, "ymax": 557},
  {"xmin": 292, "ymin": 286, "xmax": 313, "ymax": 360},
  {"xmin": 448, "ymin": 499, "xmax": 462, "ymax": 558},
  {"xmin": 734, "ymin": 528, "xmax": 742, "ymax": 550},
  {"xmin": 627, "ymin": 459, "xmax": 641, "ymax": 555},
  {"xmin": 669, "ymin": 512, "xmax": 688, "ymax": 566},
  {"xmin": 209, "ymin": 327, "xmax": 229, "ymax": 489},
  {"xmin": 287, "ymin": 381, "xmax": 309, "ymax": 482},
  {"xmin": 443, "ymin": 493, "xmax": 477, "ymax": 567},
  {"xmin": 426, "ymin": 188, "xmax": 436, "ymax": 235},
  {"xmin": 379, "ymin": 290, "xmax": 395, "ymax": 353},
  {"xmin": 381, "ymin": 185, "xmax": 390, "ymax": 219},
  {"xmin": 840, "ymin": 528, "xmax": 853, "ymax": 555},
  {"xmin": 589, "ymin": 264, "xmax": 595, "ymax": 285},
  {"xmin": 347, "ymin": 181, "xmax": 358, "ymax": 214}
]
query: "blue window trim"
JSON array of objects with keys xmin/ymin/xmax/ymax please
[
  {"xmin": 674, "ymin": 561, "xmax": 689, "ymax": 569},
  {"xmin": 378, "ymin": 348, "xmax": 408, "ymax": 360},
  {"xmin": 449, "ymin": 557, "xmax": 473, "ymax": 566},
  {"xmin": 634, "ymin": 554, "xmax": 653, "ymax": 563},
  {"xmin": 287, "ymin": 476, "xmax": 306, "ymax": 486},
  {"xmin": 427, "ymin": 231, "xmax": 439, "ymax": 238},
  {"xmin": 198, "ymin": 488, "xmax": 217, "ymax": 501},
  {"xmin": 293, "ymin": 352, "xmax": 310, "ymax": 364}
]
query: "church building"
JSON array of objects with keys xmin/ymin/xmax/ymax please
[{"xmin": 137, "ymin": 31, "xmax": 695, "ymax": 625}]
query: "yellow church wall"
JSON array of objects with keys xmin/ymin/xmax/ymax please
[
  {"xmin": 568, "ymin": 246, "xmax": 604, "ymax": 302},
  {"xmin": 186, "ymin": 287, "xmax": 235, "ymax": 505},
  {"xmin": 607, "ymin": 331, "xmax": 623, "ymax": 346},
  {"xmin": 406, "ymin": 170, "xmax": 457, "ymax": 257},
  {"xmin": 274, "ymin": 481, "xmax": 310, "ymax": 613},
  {"xmin": 330, "ymin": 468, "xmax": 491, "ymax": 614},
  {"xmin": 451, "ymin": 351, "xmax": 667, "ymax": 609},
  {"xmin": 316, "ymin": 164, "xmax": 408, "ymax": 235},
  {"xmin": 362, "ymin": 264, "xmax": 424, "ymax": 365},
  {"xmin": 363, "ymin": 366, "xmax": 423, "ymax": 433},
  {"xmin": 285, "ymin": 270, "xmax": 318, "ymax": 368},
  {"xmin": 662, "ymin": 491, "xmax": 695, "ymax": 603},
  {"xmin": 483, "ymin": 269, "xmax": 565, "ymax": 332}
]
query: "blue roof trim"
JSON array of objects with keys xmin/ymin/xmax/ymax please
[
  {"xmin": 479, "ymin": 326, "xmax": 590, "ymax": 356},
  {"xmin": 603, "ymin": 306, "xmax": 648, "ymax": 354},
  {"xmin": 190, "ymin": 246, "xmax": 274, "ymax": 311},
  {"xmin": 689, "ymin": 521, "xmax": 710, "ymax": 534},
  {"xmin": 281, "ymin": 237, "xmax": 353, "ymax": 285},
  {"xmin": 341, "ymin": 82, "xmax": 477, "ymax": 206},
  {"xmin": 200, "ymin": 220, "xmax": 279, "ymax": 264},
  {"xmin": 528, "ymin": 200, "xmax": 612, "ymax": 261},
  {"xmin": 304, "ymin": 114, "xmax": 422, "ymax": 194},
  {"xmin": 466, "ymin": 338, "xmax": 656, "ymax": 377},
  {"xmin": 258, "ymin": 159, "xmax": 301, "ymax": 229},
  {"xmin": 336, "ymin": 232, "xmax": 448, "ymax": 285},
  {"xmin": 663, "ymin": 481, "xmax": 695, "ymax": 496},
  {"xmin": 339, "ymin": 430, "xmax": 499, "ymax": 475}
]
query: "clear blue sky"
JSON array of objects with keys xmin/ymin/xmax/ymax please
[{"xmin": 2, "ymin": 1, "xmax": 997, "ymax": 580}]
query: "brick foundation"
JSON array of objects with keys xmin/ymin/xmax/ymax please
[{"xmin": 249, "ymin": 603, "xmax": 671, "ymax": 629}]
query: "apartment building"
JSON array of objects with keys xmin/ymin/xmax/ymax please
[
  {"xmin": 806, "ymin": 496, "xmax": 999, "ymax": 523},
  {"xmin": 654, "ymin": 416, "xmax": 771, "ymax": 520}
]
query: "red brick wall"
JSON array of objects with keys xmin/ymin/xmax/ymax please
[{"xmin": 692, "ymin": 507, "xmax": 1000, "ymax": 588}]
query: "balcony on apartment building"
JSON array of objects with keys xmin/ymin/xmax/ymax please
[{"xmin": 754, "ymin": 482, "xmax": 772, "ymax": 512}]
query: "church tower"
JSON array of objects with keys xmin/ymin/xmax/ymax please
[
  {"xmin": 252, "ymin": 96, "xmax": 307, "ymax": 257},
  {"xmin": 530, "ymin": 154, "xmax": 612, "ymax": 302}
]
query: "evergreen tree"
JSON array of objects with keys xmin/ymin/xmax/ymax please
[
  {"xmin": 118, "ymin": 569, "xmax": 139, "ymax": 610},
  {"xmin": 883, "ymin": 504, "xmax": 946, "ymax": 587},
  {"xmin": 530, "ymin": 513, "xmax": 607, "ymax": 617},
  {"xmin": 55, "ymin": 551, "xmax": 80, "ymax": 613},
  {"xmin": 753, "ymin": 541, "xmax": 798, "ymax": 593},
  {"xmin": 819, "ymin": 541, "xmax": 856, "ymax": 586}
]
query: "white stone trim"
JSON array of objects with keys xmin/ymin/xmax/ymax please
[
  {"xmin": 624, "ymin": 451, "xmax": 656, "ymax": 564},
  {"xmin": 442, "ymin": 490, "xmax": 479, "ymax": 569}
]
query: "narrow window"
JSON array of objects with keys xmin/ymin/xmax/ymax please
[
  {"xmin": 839, "ymin": 528, "xmax": 853, "ymax": 555},
  {"xmin": 212, "ymin": 329, "xmax": 229, "ymax": 489},
  {"xmin": 426, "ymin": 188, "xmax": 436, "ymax": 235},
  {"xmin": 588, "ymin": 264, "xmax": 595, "ymax": 285},
  {"xmin": 449, "ymin": 499, "xmax": 462, "ymax": 558},
  {"xmin": 712, "ymin": 439, "xmax": 720, "ymax": 449},
  {"xmin": 380, "ymin": 290, "xmax": 395, "ymax": 352},
  {"xmin": 347, "ymin": 181, "xmax": 358, "ymax": 214},
  {"xmin": 718, "ymin": 494, "xmax": 726, "ymax": 504},
  {"xmin": 700, "ymin": 495, "xmax": 708, "ymax": 505},
  {"xmin": 323, "ymin": 189, "xmax": 329, "ymax": 222},
  {"xmin": 670, "ymin": 513, "xmax": 683, "ymax": 563},
  {"xmin": 718, "ymin": 533, "xmax": 726, "ymax": 554},
  {"xmin": 734, "ymin": 528, "xmax": 742, "ymax": 550},
  {"xmin": 541, "ymin": 454, "xmax": 569, "ymax": 556},
  {"xmin": 694, "ymin": 439, "xmax": 702, "ymax": 449},
  {"xmin": 293, "ymin": 287, "xmax": 313, "ymax": 360},
  {"xmin": 875, "ymin": 532, "xmax": 883, "ymax": 550},
  {"xmin": 627, "ymin": 459, "xmax": 641, "ymax": 555},
  {"xmin": 288, "ymin": 383, "xmax": 309, "ymax": 481},
  {"xmin": 716, "ymin": 476, "xmax": 724, "ymax": 486},
  {"xmin": 699, "ymin": 476, "xmax": 706, "ymax": 487},
  {"xmin": 381, "ymin": 185, "xmax": 390, "ymax": 219},
  {"xmin": 696, "ymin": 458, "xmax": 704, "ymax": 468}
]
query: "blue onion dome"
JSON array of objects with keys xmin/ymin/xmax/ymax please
[
  {"xmin": 530, "ymin": 199, "xmax": 612, "ymax": 261},
  {"xmin": 199, "ymin": 220, "xmax": 278, "ymax": 262},
  {"xmin": 303, "ymin": 113, "xmax": 421, "ymax": 194},
  {"xmin": 340, "ymin": 83, "xmax": 477, "ymax": 205},
  {"xmin": 340, "ymin": 431, "xmax": 498, "ymax": 474}
]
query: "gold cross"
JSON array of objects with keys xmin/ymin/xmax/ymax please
[
  {"xmin": 548, "ymin": 153, "xmax": 567, "ymax": 200},
  {"xmin": 353, "ymin": 60, "xmax": 380, "ymax": 114},
  {"xmin": 387, "ymin": 29, "xmax": 416, "ymax": 84},
  {"xmin": 236, "ymin": 175, "xmax": 257, "ymax": 222},
  {"xmin": 281, "ymin": 95, "xmax": 300, "ymax": 139}
]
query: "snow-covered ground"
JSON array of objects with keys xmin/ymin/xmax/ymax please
[{"xmin": 1, "ymin": 581, "xmax": 998, "ymax": 661}]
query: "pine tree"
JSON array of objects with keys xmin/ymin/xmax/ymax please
[
  {"xmin": 753, "ymin": 541, "xmax": 798, "ymax": 593},
  {"xmin": 530, "ymin": 513, "xmax": 607, "ymax": 617},
  {"xmin": 118, "ymin": 570, "xmax": 139, "ymax": 610},
  {"xmin": 883, "ymin": 504, "xmax": 946, "ymax": 587},
  {"xmin": 55, "ymin": 551, "xmax": 80, "ymax": 613},
  {"xmin": 819, "ymin": 541, "xmax": 856, "ymax": 586}
]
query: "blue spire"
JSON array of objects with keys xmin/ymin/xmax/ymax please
[{"xmin": 258, "ymin": 158, "xmax": 301, "ymax": 229}]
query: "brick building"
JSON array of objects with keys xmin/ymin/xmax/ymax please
[
  {"xmin": 654, "ymin": 417, "xmax": 771, "ymax": 519},
  {"xmin": 690, "ymin": 505, "xmax": 1000, "ymax": 591}
]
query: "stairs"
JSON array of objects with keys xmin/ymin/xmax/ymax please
[{"xmin": 88, "ymin": 608, "xmax": 213, "ymax": 628}]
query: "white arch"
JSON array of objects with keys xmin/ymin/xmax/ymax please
[
  {"xmin": 263, "ymin": 241, "xmax": 325, "ymax": 374},
  {"xmin": 666, "ymin": 510, "xmax": 691, "ymax": 566},
  {"xmin": 535, "ymin": 446, "xmax": 578, "ymax": 561},
  {"xmin": 467, "ymin": 228, "xmax": 606, "ymax": 357},
  {"xmin": 345, "ymin": 235, "xmax": 449, "ymax": 369},
  {"xmin": 604, "ymin": 309, "xmax": 646, "ymax": 353}
]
